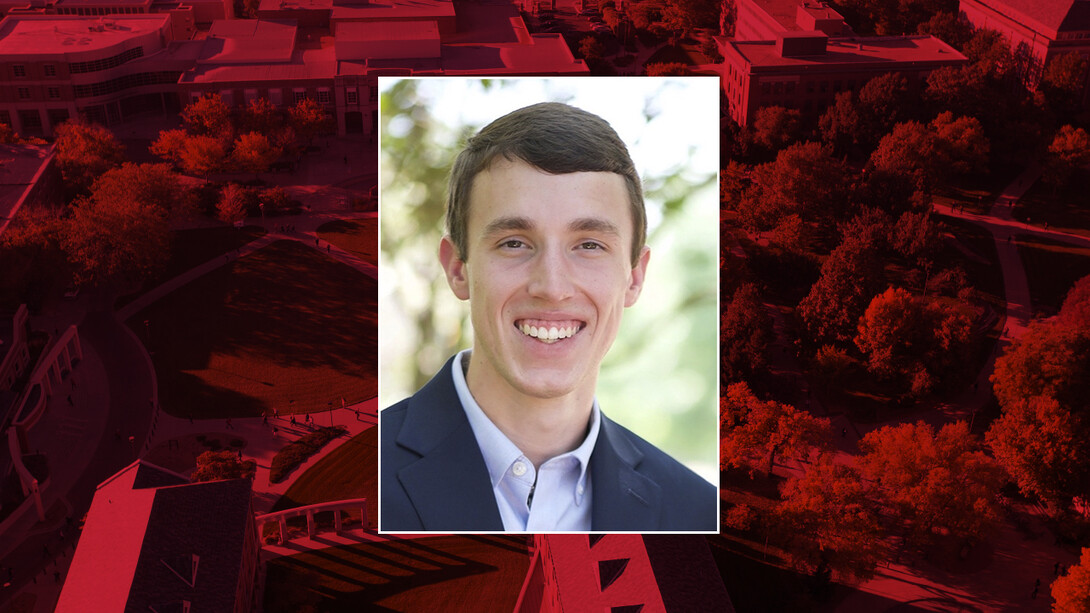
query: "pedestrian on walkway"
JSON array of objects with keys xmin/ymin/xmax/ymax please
[
  {"xmin": 263, "ymin": 413, "xmax": 268, "ymax": 426},
  {"xmin": 290, "ymin": 415, "xmax": 297, "ymax": 426},
  {"xmin": 273, "ymin": 426, "xmax": 279, "ymax": 437},
  {"xmin": 315, "ymin": 237, "xmax": 319, "ymax": 247},
  {"xmin": 273, "ymin": 407, "xmax": 279, "ymax": 419},
  {"xmin": 354, "ymin": 408, "xmax": 360, "ymax": 421}
]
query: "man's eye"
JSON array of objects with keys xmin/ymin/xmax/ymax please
[
  {"xmin": 579, "ymin": 242, "xmax": 603, "ymax": 250},
  {"xmin": 501, "ymin": 240, "xmax": 525, "ymax": 249}
]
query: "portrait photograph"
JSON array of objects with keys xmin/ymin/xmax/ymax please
[{"xmin": 376, "ymin": 76, "xmax": 720, "ymax": 533}]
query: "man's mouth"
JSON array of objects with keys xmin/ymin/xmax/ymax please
[{"xmin": 516, "ymin": 319, "xmax": 584, "ymax": 344}]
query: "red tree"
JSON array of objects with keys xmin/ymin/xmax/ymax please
[
  {"xmin": 721, "ymin": 382, "xmax": 830, "ymax": 477},
  {"xmin": 858, "ymin": 421, "xmax": 1004, "ymax": 548}
]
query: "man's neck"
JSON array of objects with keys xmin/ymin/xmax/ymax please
[{"xmin": 463, "ymin": 355, "xmax": 596, "ymax": 468}]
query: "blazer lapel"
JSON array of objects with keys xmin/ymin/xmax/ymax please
[
  {"xmin": 590, "ymin": 415, "xmax": 663, "ymax": 531},
  {"xmin": 394, "ymin": 357, "xmax": 504, "ymax": 531}
]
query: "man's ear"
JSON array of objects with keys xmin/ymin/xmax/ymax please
[
  {"xmin": 624, "ymin": 246, "xmax": 651, "ymax": 307},
  {"xmin": 439, "ymin": 235, "xmax": 470, "ymax": 301}
]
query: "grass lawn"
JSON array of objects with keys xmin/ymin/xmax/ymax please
[
  {"xmin": 1015, "ymin": 234, "xmax": 1090, "ymax": 316},
  {"xmin": 317, "ymin": 218, "xmax": 377, "ymax": 266},
  {"xmin": 1013, "ymin": 172, "xmax": 1090, "ymax": 237},
  {"xmin": 130, "ymin": 239, "xmax": 376, "ymax": 418},
  {"xmin": 272, "ymin": 427, "xmax": 377, "ymax": 527},
  {"xmin": 263, "ymin": 535, "xmax": 530, "ymax": 612},
  {"xmin": 116, "ymin": 225, "xmax": 266, "ymax": 308}
]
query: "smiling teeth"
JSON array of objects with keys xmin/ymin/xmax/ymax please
[{"xmin": 519, "ymin": 323, "xmax": 579, "ymax": 343}]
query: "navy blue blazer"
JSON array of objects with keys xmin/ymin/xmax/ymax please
[{"xmin": 379, "ymin": 356, "xmax": 718, "ymax": 532}]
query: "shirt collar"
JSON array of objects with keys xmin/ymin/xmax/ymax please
[{"xmin": 451, "ymin": 349, "xmax": 600, "ymax": 492}]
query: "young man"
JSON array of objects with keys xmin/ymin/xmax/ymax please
[{"xmin": 380, "ymin": 102, "xmax": 716, "ymax": 532}]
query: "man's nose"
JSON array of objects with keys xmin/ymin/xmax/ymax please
[{"xmin": 526, "ymin": 247, "xmax": 575, "ymax": 301}]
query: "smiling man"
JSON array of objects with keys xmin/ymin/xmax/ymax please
[{"xmin": 379, "ymin": 102, "xmax": 717, "ymax": 532}]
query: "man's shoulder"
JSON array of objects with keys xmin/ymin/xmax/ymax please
[
  {"xmin": 596, "ymin": 415, "xmax": 718, "ymax": 531},
  {"xmin": 605, "ymin": 417, "xmax": 715, "ymax": 492}
]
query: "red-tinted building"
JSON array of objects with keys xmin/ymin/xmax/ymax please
[
  {"xmin": 56, "ymin": 461, "xmax": 259, "ymax": 613},
  {"xmin": 514, "ymin": 534, "xmax": 734, "ymax": 613},
  {"xmin": 0, "ymin": 14, "xmax": 188, "ymax": 136},
  {"xmin": 960, "ymin": 0, "xmax": 1090, "ymax": 98},
  {"xmin": 734, "ymin": 0, "xmax": 852, "ymax": 41},
  {"xmin": 718, "ymin": 31, "xmax": 967, "ymax": 126}
]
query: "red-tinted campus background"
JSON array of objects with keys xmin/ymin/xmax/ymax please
[{"xmin": 3, "ymin": 0, "xmax": 1090, "ymax": 610}]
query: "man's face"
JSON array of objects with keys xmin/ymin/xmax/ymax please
[{"xmin": 440, "ymin": 158, "xmax": 650, "ymax": 404}]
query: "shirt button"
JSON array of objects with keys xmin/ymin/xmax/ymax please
[{"xmin": 512, "ymin": 461, "xmax": 527, "ymax": 477}]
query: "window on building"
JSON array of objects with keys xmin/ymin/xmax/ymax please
[
  {"xmin": 785, "ymin": 81, "xmax": 796, "ymax": 94},
  {"xmin": 760, "ymin": 82, "xmax": 770, "ymax": 95},
  {"xmin": 13, "ymin": 65, "xmax": 26, "ymax": 78},
  {"xmin": 17, "ymin": 87, "xmax": 30, "ymax": 99},
  {"xmin": 819, "ymin": 81, "xmax": 828, "ymax": 93},
  {"xmin": 19, "ymin": 109, "xmax": 41, "ymax": 130},
  {"xmin": 317, "ymin": 88, "xmax": 330, "ymax": 104},
  {"xmin": 293, "ymin": 89, "xmax": 306, "ymax": 104},
  {"xmin": 346, "ymin": 88, "xmax": 358, "ymax": 104},
  {"xmin": 48, "ymin": 108, "xmax": 69, "ymax": 127},
  {"xmin": 44, "ymin": 64, "xmax": 56, "ymax": 77},
  {"xmin": 806, "ymin": 81, "xmax": 814, "ymax": 93},
  {"xmin": 270, "ymin": 89, "xmax": 283, "ymax": 105},
  {"xmin": 833, "ymin": 80, "xmax": 842, "ymax": 91},
  {"xmin": 48, "ymin": 87, "xmax": 60, "ymax": 99},
  {"xmin": 773, "ymin": 81, "xmax": 783, "ymax": 94}
]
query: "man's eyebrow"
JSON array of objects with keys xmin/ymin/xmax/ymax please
[
  {"xmin": 569, "ymin": 217, "xmax": 621, "ymax": 236},
  {"xmin": 483, "ymin": 216, "xmax": 535, "ymax": 237}
]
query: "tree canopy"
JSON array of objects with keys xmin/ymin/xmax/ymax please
[
  {"xmin": 721, "ymin": 381, "xmax": 831, "ymax": 477},
  {"xmin": 858, "ymin": 421, "xmax": 1004, "ymax": 547}
]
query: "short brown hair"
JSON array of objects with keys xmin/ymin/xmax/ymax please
[{"xmin": 446, "ymin": 102, "xmax": 646, "ymax": 265}]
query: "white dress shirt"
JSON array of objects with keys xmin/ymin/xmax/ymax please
[{"xmin": 451, "ymin": 349, "xmax": 600, "ymax": 532}]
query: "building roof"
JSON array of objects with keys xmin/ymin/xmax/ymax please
[
  {"xmin": 126, "ymin": 479, "xmax": 253, "ymax": 611},
  {"xmin": 52, "ymin": 0, "xmax": 151, "ymax": 7},
  {"xmin": 335, "ymin": 18, "xmax": 437, "ymax": 43},
  {"xmin": 441, "ymin": 34, "xmax": 588, "ymax": 74},
  {"xmin": 726, "ymin": 34, "xmax": 966, "ymax": 69},
  {"xmin": 57, "ymin": 461, "xmax": 253, "ymax": 613},
  {"xmin": 329, "ymin": 0, "xmax": 455, "ymax": 22},
  {"xmin": 0, "ymin": 14, "xmax": 169, "ymax": 56},
  {"xmin": 55, "ymin": 462, "xmax": 163, "ymax": 613},
  {"xmin": 201, "ymin": 19, "xmax": 297, "ymax": 63},
  {"xmin": 966, "ymin": 0, "xmax": 1090, "ymax": 37},
  {"xmin": 746, "ymin": 0, "xmax": 837, "ymax": 31},
  {"xmin": 182, "ymin": 44, "xmax": 336, "ymax": 82}
]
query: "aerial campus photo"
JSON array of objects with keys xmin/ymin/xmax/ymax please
[{"xmin": 1, "ymin": 0, "xmax": 1090, "ymax": 610}]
